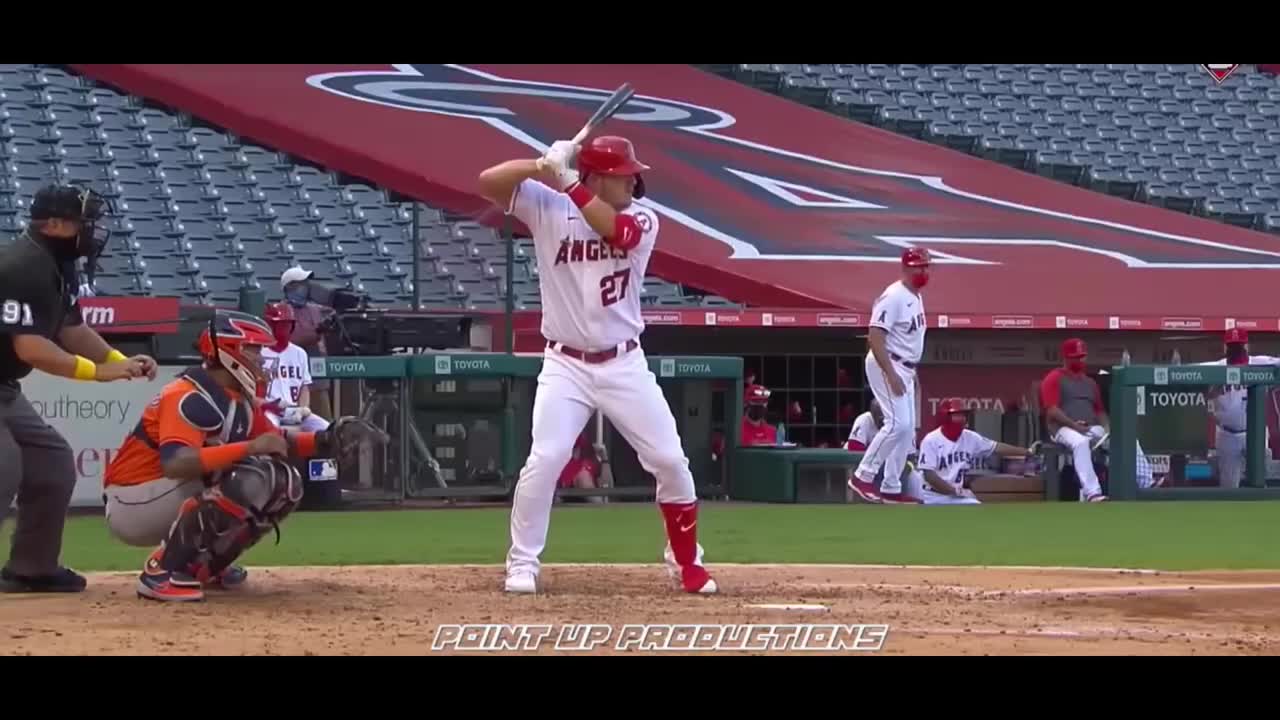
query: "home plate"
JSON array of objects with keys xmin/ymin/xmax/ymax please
[{"xmin": 746, "ymin": 603, "xmax": 830, "ymax": 612}]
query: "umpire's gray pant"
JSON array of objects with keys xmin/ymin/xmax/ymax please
[{"xmin": 0, "ymin": 381, "xmax": 77, "ymax": 576}]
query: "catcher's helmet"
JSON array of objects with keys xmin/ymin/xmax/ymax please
[
  {"xmin": 901, "ymin": 247, "xmax": 931, "ymax": 267},
  {"xmin": 578, "ymin": 136, "xmax": 649, "ymax": 199},
  {"xmin": 30, "ymin": 182, "xmax": 114, "ymax": 281},
  {"xmin": 1061, "ymin": 337, "xmax": 1088, "ymax": 359},
  {"xmin": 197, "ymin": 310, "xmax": 274, "ymax": 397},
  {"xmin": 1225, "ymin": 327, "xmax": 1249, "ymax": 345},
  {"xmin": 745, "ymin": 384, "xmax": 772, "ymax": 406}
]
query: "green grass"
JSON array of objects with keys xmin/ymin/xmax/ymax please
[{"xmin": 5, "ymin": 501, "xmax": 1280, "ymax": 572}]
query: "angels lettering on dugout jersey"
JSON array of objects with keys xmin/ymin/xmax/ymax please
[{"xmin": 260, "ymin": 344, "xmax": 312, "ymax": 407}]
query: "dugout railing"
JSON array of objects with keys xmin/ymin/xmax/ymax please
[
  {"xmin": 1108, "ymin": 363, "xmax": 1280, "ymax": 501},
  {"xmin": 319, "ymin": 353, "xmax": 744, "ymax": 502}
]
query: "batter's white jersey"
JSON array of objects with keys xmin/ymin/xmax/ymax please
[
  {"xmin": 848, "ymin": 411, "xmax": 879, "ymax": 446},
  {"xmin": 510, "ymin": 179, "xmax": 659, "ymax": 351},
  {"xmin": 261, "ymin": 343, "xmax": 312, "ymax": 409},
  {"xmin": 869, "ymin": 280, "xmax": 926, "ymax": 364},
  {"xmin": 1197, "ymin": 355, "xmax": 1280, "ymax": 431},
  {"xmin": 917, "ymin": 428, "xmax": 997, "ymax": 491}
]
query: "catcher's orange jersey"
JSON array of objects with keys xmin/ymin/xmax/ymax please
[{"xmin": 104, "ymin": 372, "xmax": 275, "ymax": 488}]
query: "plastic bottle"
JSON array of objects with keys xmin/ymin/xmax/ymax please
[
  {"xmin": 1121, "ymin": 348, "xmax": 1132, "ymax": 366},
  {"xmin": 1171, "ymin": 349, "xmax": 1182, "ymax": 365},
  {"xmin": 776, "ymin": 423, "xmax": 787, "ymax": 446}
]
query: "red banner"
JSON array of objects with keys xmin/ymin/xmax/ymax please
[
  {"xmin": 624, "ymin": 309, "xmax": 1278, "ymax": 332},
  {"xmin": 80, "ymin": 297, "xmax": 181, "ymax": 334}
]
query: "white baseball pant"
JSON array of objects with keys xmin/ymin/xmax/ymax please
[
  {"xmin": 267, "ymin": 411, "xmax": 331, "ymax": 433},
  {"xmin": 855, "ymin": 354, "xmax": 916, "ymax": 494},
  {"xmin": 506, "ymin": 346, "xmax": 697, "ymax": 577},
  {"xmin": 1214, "ymin": 425, "xmax": 1263, "ymax": 489},
  {"xmin": 902, "ymin": 470, "xmax": 981, "ymax": 505},
  {"xmin": 1053, "ymin": 425, "xmax": 1153, "ymax": 495}
]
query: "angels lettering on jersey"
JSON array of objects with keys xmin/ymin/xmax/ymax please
[
  {"xmin": 918, "ymin": 429, "xmax": 997, "ymax": 489},
  {"xmin": 510, "ymin": 179, "xmax": 660, "ymax": 351},
  {"xmin": 261, "ymin": 344, "xmax": 312, "ymax": 406}
]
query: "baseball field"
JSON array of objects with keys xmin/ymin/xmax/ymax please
[{"xmin": 4, "ymin": 501, "xmax": 1280, "ymax": 655}]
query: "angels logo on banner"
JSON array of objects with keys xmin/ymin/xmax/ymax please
[{"xmin": 306, "ymin": 64, "xmax": 1280, "ymax": 270}]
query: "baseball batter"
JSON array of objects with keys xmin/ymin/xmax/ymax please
[
  {"xmin": 849, "ymin": 248, "xmax": 931, "ymax": 504},
  {"xmin": 478, "ymin": 135, "xmax": 716, "ymax": 595},
  {"xmin": 903, "ymin": 399, "xmax": 1033, "ymax": 505},
  {"xmin": 260, "ymin": 302, "xmax": 329, "ymax": 433},
  {"xmin": 1198, "ymin": 328, "xmax": 1279, "ymax": 488}
]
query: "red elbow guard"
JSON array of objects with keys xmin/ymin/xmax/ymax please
[{"xmin": 608, "ymin": 213, "xmax": 642, "ymax": 251}]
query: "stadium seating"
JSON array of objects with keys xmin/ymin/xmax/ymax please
[
  {"xmin": 0, "ymin": 64, "xmax": 725, "ymax": 310},
  {"xmin": 705, "ymin": 64, "xmax": 1280, "ymax": 234}
]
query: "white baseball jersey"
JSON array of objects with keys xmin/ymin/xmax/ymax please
[
  {"xmin": 869, "ymin": 280, "xmax": 926, "ymax": 364},
  {"xmin": 917, "ymin": 428, "xmax": 997, "ymax": 490},
  {"xmin": 847, "ymin": 411, "xmax": 879, "ymax": 446},
  {"xmin": 260, "ymin": 343, "xmax": 312, "ymax": 408},
  {"xmin": 510, "ymin": 179, "xmax": 659, "ymax": 352},
  {"xmin": 1197, "ymin": 355, "xmax": 1280, "ymax": 431}
]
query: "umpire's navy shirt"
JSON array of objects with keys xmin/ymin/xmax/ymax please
[{"xmin": 0, "ymin": 232, "xmax": 83, "ymax": 383}]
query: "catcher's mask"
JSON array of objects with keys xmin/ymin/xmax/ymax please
[
  {"xmin": 30, "ymin": 183, "xmax": 114, "ymax": 283},
  {"xmin": 197, "ymin": 310, "xmax": 274, "ymax": 398}
]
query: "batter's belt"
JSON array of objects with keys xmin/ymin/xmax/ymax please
[{"xmin": 548, "ymin": 339, "xmax": 638, "ymax": 364}]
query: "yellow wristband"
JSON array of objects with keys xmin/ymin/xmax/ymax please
[
  {"xmin": 73, "ymin": 356, "xmax": 98, "ymax": 381},
  {"xmin": 105, "ymin": 349, "xmax": 128, "ymax": 363}
]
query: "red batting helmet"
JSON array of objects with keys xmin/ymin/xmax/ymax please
[
  {"xmin": 1225, "ymin": 327, "xmax": 1249, "ymax": 345},
  {"xmin": 1062, "ymin": 337, "xmax": 1088, "ymax": 359},
  {"xmin": 264, "ymin": 301, "xmax": 295, "ymax": 327},
  {"xmin": 578, "ymin": 136, "xmax": 649, "ymax": 199},
  {"xmin": 936, "ymin": 397, "xmax": 966, "ymax": 420},
  {"xmin": 745, "ymin": 384, "xmax": 772, "ymax": 406},
  {"xmin": 902, "ymin": 247, "xmax": 931, "ymax": 267}
]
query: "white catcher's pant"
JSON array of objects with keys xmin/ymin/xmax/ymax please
[
  {"xmin": 507, "ymin": 346, "xmax": 696, "ymax": 577},
  {"xmin": 855, "ymin": 354, "xmax": 916, "ymax": 494}
]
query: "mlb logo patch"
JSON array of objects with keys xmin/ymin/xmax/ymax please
[
  {"xmin": 309, "ymin": 459, "xmax": 338, "ymax": 482},
  {"xmin": 1200, "ymin": 64, "xmax": 1241, "ymax": 84}
]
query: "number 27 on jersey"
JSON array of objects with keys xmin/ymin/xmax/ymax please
[{"xmin": 600, "ymin": 270, "xmax": 631, "ymax": 307}]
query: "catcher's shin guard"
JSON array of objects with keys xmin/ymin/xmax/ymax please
[{"xmin": 158, "ymin": 457, "xmax": 305, "ymax": 580}]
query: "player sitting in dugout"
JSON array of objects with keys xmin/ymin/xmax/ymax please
[
  {"xmin": 900, "ymin": 399, "xmax": 1035, "ymax": 505},
  {"xmin": 845, "ymin": 400, "xmax": 882, "ymax": 451},
  {"xmin": 102, "ymin": 310, "xmax": 385, "ymax": 603},
  {"xmin": 558, "ymin": 431, "xmax": 604, "ymax": 503},
  {"xmin": 1041, "ymin": 338, "xmax": 1154, "ymax": 501},
  {"xmin": 260, "ymin": 301, "xmax": 330, "ymax": 433},
  {"xmin": 741, "ymin": 384, "xmax": 777, "ymax": 446}
]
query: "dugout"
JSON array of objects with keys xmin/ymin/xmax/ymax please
[{"xmin": 321, "ymin": 353, "xmax": 744, "ymax": 503}]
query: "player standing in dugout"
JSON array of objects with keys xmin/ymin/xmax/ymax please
[{"xmin": 0, "ymin": 184, "xmax": 157, "ymax": 593}]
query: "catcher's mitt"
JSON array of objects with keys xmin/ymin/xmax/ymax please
[{"xmin": 317, "ymin": 416, "xmax": 391, "ymax": 461}]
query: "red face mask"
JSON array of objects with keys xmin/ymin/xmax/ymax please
[
  {"xmin": 941, "ymin": 414, "xmax": 966, "ymax": 441},
  {"xmin": 908, "ymin": 271, "xmax": 930, "ymax": 289},
  {"xmin": 1067, "ymin": 359, "xmax": 1086, "ymax": 374},
  {"xmin": 271, "ymin": 324, "xmax": 292, "ymax": 352}
]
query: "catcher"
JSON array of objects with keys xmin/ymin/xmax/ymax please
[{"xmin": 102, "ymin": 310, "xmax": 387, "ymax": 602}]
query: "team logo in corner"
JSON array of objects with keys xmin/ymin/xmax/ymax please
[{"xmin": 1200, "ymin": 64, "xmax": 1241, "ymax": 84}]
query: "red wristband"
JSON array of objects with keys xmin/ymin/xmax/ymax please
[{"xmin": 566, "ymin": 182, "xmax": 594, "ymax": 210}]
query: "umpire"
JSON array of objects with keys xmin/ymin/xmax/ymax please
[{"xmin": 0, "ymin": 184, "xmax": 157, "ymax": 593}]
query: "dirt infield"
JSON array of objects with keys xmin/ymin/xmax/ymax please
[{"xmin": 4, "ymin": 564, "xmax": 1280, "ymax": 655}]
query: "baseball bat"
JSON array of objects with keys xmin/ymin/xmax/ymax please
[{"xmin": 572, "ymin": 83, "xmax": 635, "ymax": 145}]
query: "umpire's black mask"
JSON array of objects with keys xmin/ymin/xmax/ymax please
[{"xmin": 29, "ymin": 184, "xmax": 113, "ymax": 282}]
